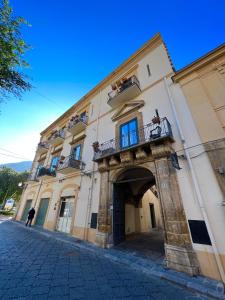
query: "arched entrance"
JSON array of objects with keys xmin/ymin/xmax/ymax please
[
  {"xmin": 96, "ymin": 157, "xmax": 199, "ymax": 275},
  {"xmin": 113, "ymin": 167, "xmax": 164, "ymax": 256}
]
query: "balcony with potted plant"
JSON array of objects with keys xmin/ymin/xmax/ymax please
[
  {"xmin": 47, "ymin": 129, "xmax": 65, "ymax": 147},
  {"xmin": 107, "ymin": 75, "xmax": 141, "ymax": 108},
  {"xmin": 67, "ymin": 114, "xmax": 88, "ymax": 136}
]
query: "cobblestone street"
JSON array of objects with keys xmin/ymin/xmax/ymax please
[{"xmin": 0, "ymin": 221, "xmax": 210, "ymax": 300}]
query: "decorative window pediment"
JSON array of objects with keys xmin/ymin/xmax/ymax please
[{"xmin": 111, "ymin": 100, "xmax": 145, "ymax": 122}]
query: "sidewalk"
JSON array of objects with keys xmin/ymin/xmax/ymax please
[{"xmin": 14, "ymin": 220, "xmax": 225, "ymax": 300}]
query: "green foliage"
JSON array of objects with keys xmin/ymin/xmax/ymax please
[
  {"xmin": 0, "ymin": 209, "xmax": 14, "ymax": 215},
  {"xmin": 0, "ymin": 167, "xmax": 29, "ymax": 205},
  {"xmin": 0, "ymin": 0, "xmax": 31, "ymax": 100}
]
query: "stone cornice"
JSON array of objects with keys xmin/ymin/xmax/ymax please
[{"xmin": 173, "ymin": 43, "xmax": 225, "ymax": 82}]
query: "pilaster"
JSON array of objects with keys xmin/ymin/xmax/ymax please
[{"xmin": 155, "ymin": 157, "xmax": 199, "ymax": 275}]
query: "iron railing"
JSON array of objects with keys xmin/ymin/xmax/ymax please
[
  {"xmin": 37, "ymin": 141, "xmax": 49, "ymax": 150},
  {"xmin": 37, "ymin": 166, "xmax": 56, "ymax": 177},
  {"xmin": 108, "ymin": 75, "xmax": 140, "ymax": 99},
  {"xmin": 27, "ymin": 173, "xmax": 39, "ymax": 182},
  {"xmin": 57, "ymin": 154, "xmax": 85, "ymax": 171},
  {"xmin": 68, "ymin": 115, "xmax": 88, "ymax": 129},
  {"xmin": 48, "ymin": 129, "xmax": 65, "ymax": 142},
  {"xmin": 93, "ymin": 117, "xmax": 172, "ymax": 160}
]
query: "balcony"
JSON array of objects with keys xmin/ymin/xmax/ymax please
[
  {"xmin": 37, "ymin": 166, "xmax": 56, "ymax": 179},
  {"xmin": 93, "ymin": 117, "xmax": 173, "ymax": 162},
  {"xmin": 107, "ymin": 75, "xmax": 141, "ymax": 108},
  {"xmin": 37, "ymin": 142, "xmax": 49, "ymax": 154},
  {"xmin": 48, "ymin": 130, "xmax": 65, "ymax": 147},
  {"xmin": 57, "ymin": 155, "xmax": 84, "ymax": 175},
  {"xmin": 26, "ymin": 173, "xmax": 39, "ymax": 183},
  {"xmin": 67, "ymin": 115, "xmax": 88, "ymax": 136}
]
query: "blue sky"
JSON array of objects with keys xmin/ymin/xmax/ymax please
[{"xmin": 0, "ymin": 0, "xmax": 224, "ymax": 164}]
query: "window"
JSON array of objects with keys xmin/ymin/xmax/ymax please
[
  {"xmin": 73, "ymin": 144, "xmax": 81, "ymax": 160},
  {"xmin": 120, "ymin": 118, "xmax": 138, "ymax": 149},
  {"xmin": 147, "ymin": 64, "xmax": 151, "ymax": 77},
  {"xmin": 80, "ymin": 111, "xmax": 86, "ymax": 122},
  {"xmin": 50, "ymin": 156, "xmax": 59, "ymax": 172}
]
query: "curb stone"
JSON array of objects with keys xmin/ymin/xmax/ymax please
[{"xmin": 12, "ymin": 220, "xmax": 225, "ymax": 300}]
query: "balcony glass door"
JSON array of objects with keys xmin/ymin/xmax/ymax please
[
  {"xmin": 50, "ymin": 156, "xmax": 59, "ymax": 173},
  {"xmin": 57, "ymin": 197, "xmax": 75, "ymax": 233},
  {"xmin": 120, "ymin": 118, "xmax": 138, "ymax": 149},
  {"xmin": 73, "ymin": 145, "xmax": 81, "ymax": 160}
]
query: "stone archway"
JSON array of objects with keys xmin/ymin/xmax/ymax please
[
  {"xmin": 95, "ymin": 155, "xmax": 199, "ymax": 275},
  {"xmin": 112, "ymin": 166, "xmax": 157, "ymax": 245}
]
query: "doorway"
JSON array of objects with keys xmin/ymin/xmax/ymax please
[
  {"xmin": 21, "ymin": 199, "xmax": 32, "ymax": 221},
  {"xmin": 35, "ymin": 198, "xmax": 49, "ymax": 226},
  {"xmin": 113, "ymin": 167, "xmax": 164, "ymax": 258},
  {"xmin": 57, "ymin": 196, "xmax": 75, "ymax": 233}
]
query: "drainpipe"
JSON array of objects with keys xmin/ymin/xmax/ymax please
[
  {"xmin": 34, "ymin": 179, "xmax": 43, "ymax": 208},
  {"xmin": 83, "ymin": 89, "xmax": 103, "ymax": 240},
  {"xmin": 164, "ymin": 77, "xmax": 225, "ymax": 284}
]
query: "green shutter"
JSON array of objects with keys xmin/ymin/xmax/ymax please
[{"xmin": 35, "ymin": 198, "xmax": 49, "ymax": 226}]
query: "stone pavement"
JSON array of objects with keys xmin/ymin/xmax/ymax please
[
  {"xmin": 0, "ymin": 221, "xmax": 220, "ymax": 300},
  {"xmin": 0, "ymin": 214, "xmax": 13, "ymax": 224}
]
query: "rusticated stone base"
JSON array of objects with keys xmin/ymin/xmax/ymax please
[
  {"xmin": 95, "ymin": 231, "xmax": 110, "ymax": 248},
  {"xmin": 165, "ymin": 243, "xmax": 199, "ymax": 276}
]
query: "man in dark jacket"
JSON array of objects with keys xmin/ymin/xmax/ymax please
[{"xmin": 26, "ymin": 207, "xmax": 35, "ymax": 227}]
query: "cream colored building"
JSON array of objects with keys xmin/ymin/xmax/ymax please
[
  {"xmin": 173, "ymin": 44, "xmax": 225, "ymax": 281},
  {"xmin": 17, "ymin": 34, "xmax": 225, "ymax": 282}
]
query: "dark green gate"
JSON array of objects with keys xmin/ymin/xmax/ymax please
[
  {"xmin": 35, "ymin": 198, "xmax": 49, "ymax": 226},
  {"xmin": 21, "ymin": 199, "xmax": 32, "ymax": 221}
]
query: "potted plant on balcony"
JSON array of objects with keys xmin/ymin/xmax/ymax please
[
  {"xmin": 59, "ymin": 156, "xmax": 65, "ymax": 165},
  {"xmin": 152, "ymin": 109, "xmax": 160, "ymax": 124},
  {"xmin": 92, "ymin": 141, "xmax": 100, "ymax": 153}
]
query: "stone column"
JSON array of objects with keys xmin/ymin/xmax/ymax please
[
  {"xmin": 155, "ymin": 156, "xmax": 199, "ymax": 275},
  {"xmin": 95, "ymin": 171, "xmax": 112, "ymax": 248}
]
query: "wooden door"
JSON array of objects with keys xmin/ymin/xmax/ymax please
[
  {"xmin": 113, "ymin": 184, "xmax": 125, "ymax": 245},
  {"xmin": 35, "ymin": 198, "xmax": 49, "ymax": 226}
]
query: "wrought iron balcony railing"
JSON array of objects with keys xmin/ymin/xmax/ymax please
[
  {"xmin": 68, "ymin": 115, "xmax": 88, "ymax": 129},
  {"xmin": 57, "ymin": 154, "xmax": 85, "ymax": 174},
  {"xmin": 107, "ymin": 75, "xmax": 141, "ymax": 108},
  {"xmin": 67, "ymin": 115, "xmax": 88, "ymax": 135},
  {"xmin": 93, "ymin": 117, "xmax": 172, "ymax": 161},
  {"xmin": 37, "ymin": 166, "xmax": 56, "ymax": 177},
  {"xmin": 27, "ymin": 173, "xmax": 39, "ymax": 182},
  {"xmin": 108, "ymin": 75, "xmax": 140, "ymax": 99},
  {"xmin": 48, "ymin": 129, "xmax": 65, "ymax": 142},
  {"xmin": 37, "ymin": 142, "xmax": 49, "ymax": 153}
]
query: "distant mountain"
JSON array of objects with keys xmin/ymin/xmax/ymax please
[{"xmin": 0, "ymin": 161, "xmax": 32, "ymax": 172}]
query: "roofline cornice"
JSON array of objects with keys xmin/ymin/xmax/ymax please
[
  {"xmin": 173, "ymin": 43, "xmax": 225, "ymax": 83},
  {"xmin": 41, "ymin": 32, "xmax": 164, "ymax": 135}
]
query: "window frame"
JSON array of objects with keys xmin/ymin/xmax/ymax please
[
  {"xmin": 119, "ymin": 117, "xmax": 139, "ymax": 149},
  {"xmin": 50, "ymin": 155, "xmax": 59, "ymax": 172},
  {"xmin": 72, "ymin": 144, "xmax": 82, "ymax": 161}
]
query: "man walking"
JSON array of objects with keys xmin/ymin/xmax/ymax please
[{"xmin": 26, "ymin": 207, "xmax": 35, "ymax": 227}]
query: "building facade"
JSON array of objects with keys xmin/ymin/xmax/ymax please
[
  {"xmin": 17, "ymin": 34, "xmax": 225, "ymax": 282},
  {"xmin": 173, "ymin": 44, "xmax": 225, "ymax": 281}
]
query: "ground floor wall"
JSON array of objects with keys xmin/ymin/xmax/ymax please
[
  {"xmin": 175, "ymin": 150, "xmax": 225, "ymax": 282},
  {"xmin": 17, "ymin": 149, "xmax": 225, "ymax": 282},
  {"xmin": 17, "ymin": 174, "xmax": 99, "ymax": 245}
]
